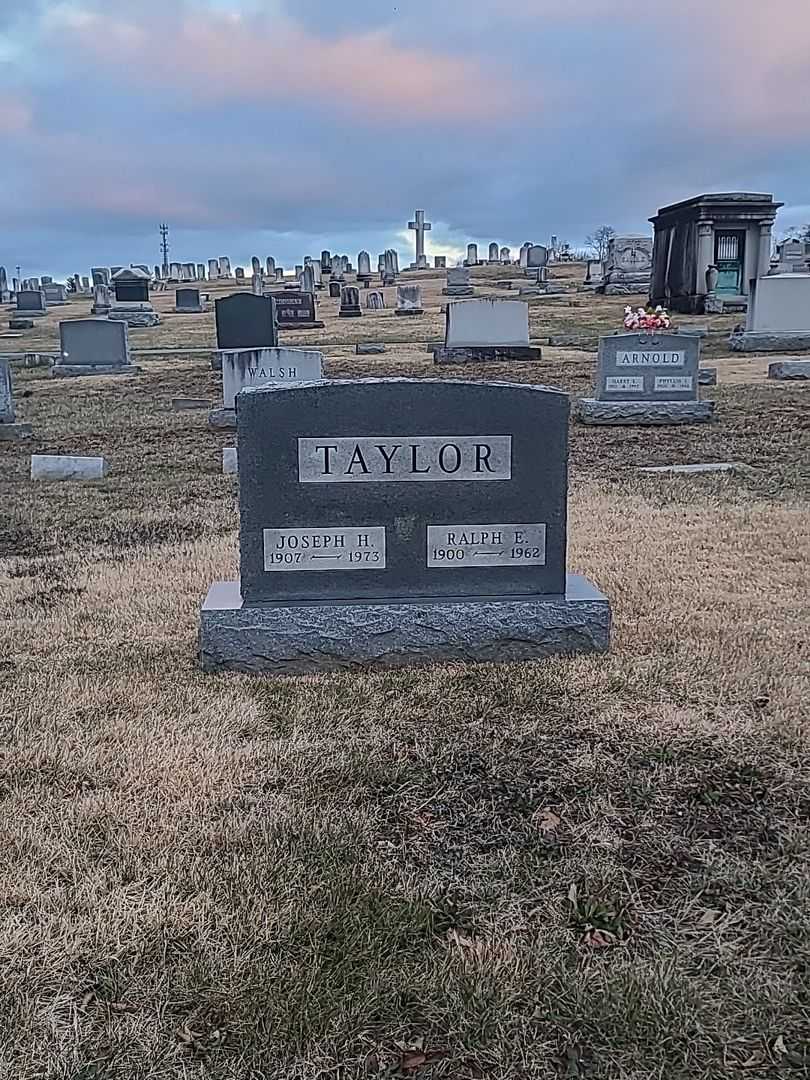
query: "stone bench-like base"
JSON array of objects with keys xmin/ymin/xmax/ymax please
[
  {"xmin": 729, "ymin": 331, "xmax": 810, "ymax": 353},
  {"xmin": 433, "ymin": 346, "xmax": 543, "ymax": 364},
  {"xmin": 277, "ymin": 321, "xmax": 325, "ymax": 330},
  {"xmin": 209, "ymin": 407, "xmax": 236, "ymax": 429},
  {"xmin": 577, "ymin": 399, "xmax": 714, "ymax": 425},
  {"xmin": 199, "ymin": 575, "xmax": 611, "ymax": 675},
  {"xmin": 51, "ymin": 364, "xmax": 141, "ymax": 378},
  {"xmin": 394, "ymin": 309, "xmax": 424, "ymax": 316},
  {"xmin": 442, "ymin": 287, "xmax": 475, "ymax": 297},
  {"xmin": 768, "ymin": 360, "xmax": 810, "ymax": 380},
  {"xmin": 698, "ymin": 367, "xmax": 717, "ymax": 386}
]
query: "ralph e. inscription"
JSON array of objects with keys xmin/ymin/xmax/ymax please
[
  {"xmin": 263, "ymin": 527, "xmax": 386, "ymax": 571},
  {"xmin": 616, "ymin": 350, "xmax": 685, "ymax": 367},
  {"xmin": 427, "ymin": 523, "xmax": 546, "ymax": 568},
  {"xmin": 297, "ymin": 435, "xmax": 512, "ymax": 483}
]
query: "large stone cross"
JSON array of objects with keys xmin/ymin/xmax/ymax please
[{"xmin": 408, "ymin": 209, "xmax": 432, "ymax": 266}]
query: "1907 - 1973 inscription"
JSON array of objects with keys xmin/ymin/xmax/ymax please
[
  {"xmin": 264, "ymin": 527, "xmax": 386, "ymax": 571},
  {"xmin": 298, "ymin": 435, "xmax": 511, "ymax": 482}
]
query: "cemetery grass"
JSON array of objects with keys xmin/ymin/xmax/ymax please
[{"xmin": 1, "ymin": 340, "xmax": 809, "ymax": 1078}]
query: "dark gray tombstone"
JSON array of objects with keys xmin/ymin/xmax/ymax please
[
  {"xmin": 199, "ymin": 379, "xmax": 611, "ymax": 673},
  {"xmin": 273, "ymin": 291, "xmax": 324, "ymax": 329},
  {"xmin": 176, "ymin": 287, "xmax": 204, "ymax": 313},
  {"xmin": 53, "ymin": 318, "xmax": 137, "ymax": 378},
  {"xmin": 42, "ymin": 283, "xmax": 67, "ymax": 305},
  {"xmin": 215, "ymin": 293, "xmax": 277, "ymax": 350},
  {"xmin": 16, "ymin": 290, "xmax": 46, "ymax": 317},
  {"xmin": 339, "ymin": 286, "xmax": 362, "ymax": 317},
  {"xmin": 328, "ymin": 279, "xmax": 341, "ymax": 298},
  {"xmin": 578, "ymin": 332, "xmax": 713, "ymax": 424}
]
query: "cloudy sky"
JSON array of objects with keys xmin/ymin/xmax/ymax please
[{"xmin": 2, "ymin": 0, "xmax": 809, "ymax": 279}]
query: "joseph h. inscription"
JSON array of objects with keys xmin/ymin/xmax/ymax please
[{"xmin": 236, "ymin": 379, "xmax": 568, "ymax": 604}]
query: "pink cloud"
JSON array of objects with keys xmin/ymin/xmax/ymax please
[
  {"xmin": 48, "ymin": 9, "xmax": 522, "ymax": 124},
  {"xmin": 0, "ymin": 99, "xmax": 32, "ymax": 135}
]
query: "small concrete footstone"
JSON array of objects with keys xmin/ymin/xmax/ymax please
[
  {"xmin": 31, "ymin": 454, "xmax": 107, "ymax": 480},
  {"xmin": 698, "ymin": 367, "xmax": 717, "ymax": 386},
  {"xmin": 199, "ymin": 576, "xmax": 611, "ymax": 675},
  {"xmin": 638, "ymin": 462, "xmax": 739, "ymax": 475},
  {"xmin": 172, "ymin": 397, "xmax": 212, "ymax": 411},
  {"xmin": 356, "ymin": 343, "xmax": 386, "ymax": 354},
  {"xmin": 51, "ymin": 364, "xmax": 141, "ymax": 378},
  {"xmin": 577, "ymin": 399, "xmax": 714, "ymax": 425},
  {"xmin": 0, "ymin": 423, "xmax": 33, "ymax": 440},
  {"xmin": 433, "ymin": 346, "xmax": 543, "ymax": 364},
  {"xmin": 768, "ymin": 360, "xmax": 810, "ymax": 380},
  {"xmin": 9, "ymin": 319, "xmax": 34, "ymax": 330}
]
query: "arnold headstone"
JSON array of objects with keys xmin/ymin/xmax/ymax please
[
  {"xmin": 577, "ymin": 332, "xmax": 713, "ymax": 424},
  {"xmin": 199, "ymin": 379, "xmax": 611, "ymax": 673}
]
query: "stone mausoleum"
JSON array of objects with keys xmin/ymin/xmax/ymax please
[{"xmin": 649, "ymin": 192, "xmax": 783, "ymax": 314}]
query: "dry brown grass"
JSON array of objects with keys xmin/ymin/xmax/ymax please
[{"xmin": 1, "ymin": 271, "xmax": 809, "ymax": 1078}]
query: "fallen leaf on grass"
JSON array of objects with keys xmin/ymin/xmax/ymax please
[
  {"xmin": 446, "ymin": 928, "xmax": 474, "ymax": 949},
  {"xmin": 773, "ymin": 1035, "xmax": 787, "ymax": 1056},
  {"xmin": 582, "ymin": 928, "xmax": 617, "ymax": 948},
  {"xmin": 534, "ymin": 807, "xmax": 561, "ymax": 833}
]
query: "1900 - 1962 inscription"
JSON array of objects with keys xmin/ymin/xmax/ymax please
[
  {"xmin": 264, "ymin": 527, "xmax": 386, "ymax": 571},
  {"xmin": 298, "ymin": 435, "xmax": 511, "ymax": 482},
  {"xmin": 427, "ymin": 524, "xmax": 546, "ymax": 568}
]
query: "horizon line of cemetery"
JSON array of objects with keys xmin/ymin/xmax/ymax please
[{"xmin": 2, "ymin": 189, "xmax": 808, "ymax": 673}]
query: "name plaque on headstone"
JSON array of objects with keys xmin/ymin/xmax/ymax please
[
  {"xmin": 296, "ymin": 435, "xmax": 512, "ymax": 483},
  {"xmin": 616, "ymin": 350, "xmax": 685, "ymax": 366}
]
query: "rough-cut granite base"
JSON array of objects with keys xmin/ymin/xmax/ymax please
[
  {"xmin": 433, "ymin": 346, "xmax": 543, "ymax": 364},
  {"xmin": 107, "ymin": 310, "xmax": 161, "ymax": 328},
  {"xmin": 199, "ymin": 575, "xmax": 611, "ymax": 675},
  {"xmin": 394, "ymin": 309, "xmax": 424, "ymax": 316},
  {"xmin": 51, "ymin": 364, "xmax": 141, "ymax": 378},
  {"xmin": 209, "ymin": 407, "xmax": 236, "ymax": 429},
  {"xmin": 0, "ymin": 422, "xmax": 33, "ymax": 440},
  {"xmin": 698, "ymin": 367, "xmax": 717, "ymax": 386},
  {"xmin": 768, "ymin": 359, "xmax": 810, "ymax": 380},
  {"xmin": 278, "ymin": 321, "xmax": 325, "ymax": 330},
  {"xmin": 730, "ymin": 330, "xmax": 810, "ymax": 353},
  {"xmin": 577, "ymin": 399, "xmax": 714, "ymax": 425},
  {"xmin": 442, "ymin": 287, "xmax": 475, "ymax": 297}
]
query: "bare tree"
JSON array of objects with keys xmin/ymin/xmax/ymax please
[{"xmin": 585, "ymin": 225, "xmax": 616, "ymax": 262}]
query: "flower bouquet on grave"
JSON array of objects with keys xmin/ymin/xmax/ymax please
[{"xmin": 623, "ymin": 305, "xmax": 672, "ymax": 332}]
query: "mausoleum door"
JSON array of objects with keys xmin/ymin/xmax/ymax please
[{"xmin": 714, "ymin": 231, "xmax": 745, "ymax": 295}]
